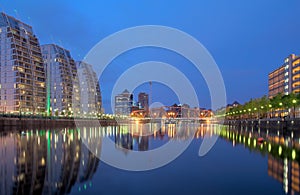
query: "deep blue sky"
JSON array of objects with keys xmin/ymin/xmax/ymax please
[{"xmin": 1, "ymin": 1, "xmax": 300, "ymax": 112}]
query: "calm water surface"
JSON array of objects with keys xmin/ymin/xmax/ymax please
[{"xmin": 0, "ymin": 123, "xmax": 299, "ymax": 195}]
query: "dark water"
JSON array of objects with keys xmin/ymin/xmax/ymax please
[{"xmin": 0, "ymin": 123, "xmax": 299, "ymax": 195}]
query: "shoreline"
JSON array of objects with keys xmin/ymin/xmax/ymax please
[{"xmin": 224, "ymin": 118, "xmax": 300, "ymax": 131}]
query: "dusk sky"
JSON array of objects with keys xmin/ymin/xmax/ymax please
[{"xmin": 1, "ymin": 0, "xmax": 300, "ymax": 112}]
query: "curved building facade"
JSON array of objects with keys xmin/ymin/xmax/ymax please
[
  {"xmin": 41, "ymin": 44, "xmax": 80, "ymax": 116},
  {"xmin": 0, "ymin": 12, "xmax": 46, "ymax": 114},
  {"xmin": 76, "ymin": 61, "xmax": 102, "ymax": 116}
]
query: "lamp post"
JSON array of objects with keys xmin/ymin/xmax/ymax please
[
  {"xmin": 279, "ymin": 102, "xmax": 283, "ymax": 118},
  {"xmin": 268, "ymin": 104, "xmax": 272, "ymax": 118},
  {"xmin": 248, "ymin": 108, "xmax": 251, "ymax": 119},
  {"xmin": 292, "ymin": 99, "xmax": 297, "ymax": 118}
]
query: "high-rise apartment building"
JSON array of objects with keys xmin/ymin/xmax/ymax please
[
  {"xmin": 41, "ymin": 44, "xmax": 80, "ymax": 115},
  {"xmin": 268, "ymin": 54, "xmax": 300, "ymax": 98},
  {"xmin": 0, "ymin": 12, "xmax": 46, "ymax": 114},
  {"xmin": 76, "ymin": 61, "xmax": 102, "ymax": 115},
  {"xmin": 115, "ymin": 89, "xmax": 133, "ymax": 115},
  {"xmin": 138, "ymin": 92, "xmax": 149, "ymax": 110}
]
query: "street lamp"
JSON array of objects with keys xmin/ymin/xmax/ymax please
[
  {"xmin": 268, "ymin": 104, "xmax": 272, "ymax": 118},
  {"xmin": 248, "ymin": 109, "xmax": 251, "ymax": 119},
  {"xmin": 279, "ymin": 102, "xmax": 283, "ymax": 117},
  {"xmin": 292, "ymin": 99, "xmax": 297, "ymax": 118}
]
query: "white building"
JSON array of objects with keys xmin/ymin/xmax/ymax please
[
  {"xmin": 41, "ymin": 44, "xmax": 80, "ymax": 116},
  {"xmin": 115, "ymin": 89, "xmax": 133, "ymax": 115},
  {"xmin": 76, "ymin": 61, "xmax": 102, "ymax": 116},
  {"xmin": 0, "ymin": 12, "xmax": 46, "ymax": 114}
]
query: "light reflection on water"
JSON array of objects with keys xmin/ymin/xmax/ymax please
[{"xmin": 0, "ymin": 123, "xmax": 299, "ymax": 195}]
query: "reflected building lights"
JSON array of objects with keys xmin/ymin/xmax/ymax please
[
  {"xmin": 0, "ymin": 123, "xmax": 299, "ymax": 194},
  {"xmin": 0, "ymin": 128, "xmax": 101, "ymax": 195}
]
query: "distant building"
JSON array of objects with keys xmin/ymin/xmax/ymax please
[
  {"xmin": 226, "ymin": 101, "xmax": 240, "ymax": 110},
  {"xmin": 76, "ymin": 61, "xmax": 102, "ymax": 116},
  {"xmin": 138, "ymin": 92, "xmax": 149, "ymax": 110},
  {"xmin": 268, "ymin": 54, "xmax": 300, "ymax": 98},
  {"xmin": 41, "ymin": 44, "xmax": 80, "ymax": 115},
  {"xmin": 114, "ymin": 89, "xmax": 133, "ymax": 115},
  {"xmin": 0, "ymin": 12, "xmax": 46, "ymax": 114}
]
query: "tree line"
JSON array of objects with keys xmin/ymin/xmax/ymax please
[{"xmin": 226, "ymin": 93, "xmax": 300, "ymax": 119}]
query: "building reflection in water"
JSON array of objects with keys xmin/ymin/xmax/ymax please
[
  {"xmin": 0, "ymin": 123, "xmax": 299, "ymax": 194},
  {"xmin": 112, "ymin": 121, "xmax": 199, "ymax": 153},
  {"xmin": 0, "ymin": 131, "xmax": 47, "ymax": 195},
  {"xmin": 215, "ymin": 125, "xmax": 300, "ymax": 195},
  {"xmin": 0, "ymin": 128, "xmax": 100, "ymax": 195}
]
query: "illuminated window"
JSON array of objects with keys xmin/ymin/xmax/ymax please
[
  {"xmin": 293, "ymin": 74, "xmax": 300, "ymax": 81},
  {"xmin": 293, "ymin": 67, "xmax": 300, "ymax": 74},
  {"xmin": 293, "ymin": 59, "xmax": 300, "ymax": 67}
]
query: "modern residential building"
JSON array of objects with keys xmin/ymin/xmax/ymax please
[
  {"xmin": 0, "ymin": 12, "xmax": 46, "ymax": 114},
  {"xmin": 41, "ymin": 44, "xmax": 80, "ymax": 116},
  {"xmin": 76, "ymin": 61, "xmax": 102, "ymax": 116},
  {"xmin": 138, "ymin": 92, "xmax": 149, "ymax": 110},
  {"xmin": 114, "ymin": 89, "xmax": 133, "ymax": 115},
  {"xmin": 268, "ymin": 54, "xmax": 300, "ymax": 98}
]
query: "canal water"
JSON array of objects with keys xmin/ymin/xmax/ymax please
[{"xmin": 0, "ymin": 123, "xmax": 299, "ymax": 195}]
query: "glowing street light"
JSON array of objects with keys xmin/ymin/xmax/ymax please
[{"xmin": 292, "ymin": 99, "xmax": 297, "ymax": 118}]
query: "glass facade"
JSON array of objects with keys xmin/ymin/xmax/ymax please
[{"xmin": 114, "ymin": 89, "xmax": 133, "ymax": 115}]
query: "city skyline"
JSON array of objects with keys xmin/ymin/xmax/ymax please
[{"xmin": 1, "ymin": 1, "xmax": 300, "ymax": 112}]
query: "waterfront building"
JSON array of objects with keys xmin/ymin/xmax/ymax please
[
  {"xmin": 268, "ymin": 54, "xmax": 300, "ymax": 98},
  {"xmin": 41, "ymin": 44, "xmax": 80, "ymax": 116},
  {"xmin": 76, "ymin": 61, "xmax": 102, "ymax": 116},
  {"xmin": 0, "ymin": 12, "xmax": 46, "ymax": 114},
  {"xmin": 114, "ymin": 89, "xmax": 133, "ymax": 115},
  {"xmin": 138, "ymin": 92, "xmax": 149, "ymax": 110}
]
